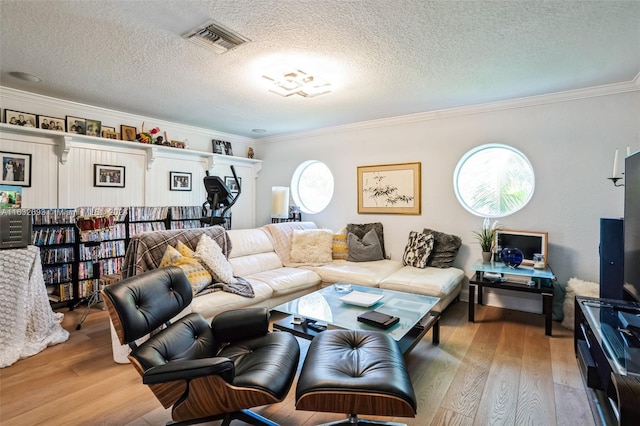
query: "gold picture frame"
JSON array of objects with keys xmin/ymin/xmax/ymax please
[{"xmin": 357, "ymin": 162, "xmax": 421, "ymax": 214}]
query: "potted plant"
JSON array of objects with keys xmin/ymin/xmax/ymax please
[{"xmin": 473, "ymin": 218, "xmax": 501, "ymax": 262}]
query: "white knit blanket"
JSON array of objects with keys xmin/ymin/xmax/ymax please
[{"xmin": 0, "ymin": 246, "xmax": 69, "ymax": 368}]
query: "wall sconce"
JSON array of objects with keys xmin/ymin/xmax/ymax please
[
  {"xmin": 271, "ymin": 186, "xmax": 290, "ymax": 219},
  {"xmin": 608, "ymin": 147, "xmax": 628, "ymax": 187}
]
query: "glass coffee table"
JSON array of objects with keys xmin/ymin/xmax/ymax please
[{"xmin": 272, "ymin": 283, "xmax": 440, "ymax": 355}]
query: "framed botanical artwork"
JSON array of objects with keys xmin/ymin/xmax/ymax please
[
  {"xmin": 4, "ymin": 109, "xmax": 37, "ymax": 128},
  {"xmin": 225, "ymin": 176, "xmax": 241, "ymax": 194},
  {"xmin": 37, "ymin": 115, "xmax": 66, "ymax": 131},
  {"xmin": 66, "ymin": 116, "xmax": 86, "ymax": 134},
  {"xmin": 94, "ymin": 164, "xmax": 125, "ymax": 188},
  {"xmin": 121, "ymin": 125, "xmax": 137, "ymax": 141},
  {"xmin": 170, "ymin": 171, "xmax": 192, "ymax": 191},
  {"xmin": 85, "ymin": 119, "xmax": 102, "ymax": 137},
  {"xmin": 1, "ymin": 151, "xmax": 32, "ymax": 187},
  {"xmin": 357, "ymin": 162, "xmax": 421, "ymax": 214},
  {"xmin": 224, "ymin": 141, "xmax": 234, "ymax": 156}
]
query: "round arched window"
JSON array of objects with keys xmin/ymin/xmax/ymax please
[
  {"xmin": 453, "ymin": 144, "xmax": 535, "ymax": 218},
  {"xmin": 291, "ymin": 160, "xmax": 334, "ymax": 214}
]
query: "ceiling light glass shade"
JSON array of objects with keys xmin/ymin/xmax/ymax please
[{"xmin": 263, "ymin": 69, "xmax": 331, "ymax": 98}]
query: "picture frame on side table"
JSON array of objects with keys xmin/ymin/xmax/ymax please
[
  {"xmin": 85, "ymin": 119, "xmax": 102, "ymax": 137},
  {"xmin": 357, "ymin": 162, "xmax": 421, "ymax": 214},
  {"xmin": 121, "ymin": 125, "xmax": 137, "ymax": 141},
  {"xmin": 94, "ymin": 164, "xmax": 125, "ymax": 188},
  {"xmin": 170, "ymin": 171, "xmax": 192, "ymax": 191},
  {"xmin": 66, "ymin": 116, "xmax": 86, "ymax": 134},
  {"xmin": 1, "ymin": 151, "xmax": 32, "ymax": 187},
  {"xmin": 4, "ymin": 109, "xmax": 37, "ymax": 128},
  {"xmin": 37, "ymin": 115, "xmax": 66, "ymax": 131},
  {"xmin": 224, "ymin": 176, "xmax": 241, "ymax": 194}
]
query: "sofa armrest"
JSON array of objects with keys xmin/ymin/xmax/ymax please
[
  {"xmin": 142, "ymin": 357, "xmax": 234, "ymax": 385},
  {"xmin": 211, "ymin": 307, "xmax": 270, "ymax": 342}
]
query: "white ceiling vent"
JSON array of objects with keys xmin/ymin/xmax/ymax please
[{"xmin": 183, "ymin": 20, "xmax": 250, "ymax": 54}]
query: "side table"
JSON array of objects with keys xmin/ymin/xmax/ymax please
[{"xmin": 468, "ymin": 260, "xmax": 555, "ymax": 336}]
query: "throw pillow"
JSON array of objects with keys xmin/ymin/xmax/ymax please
[
  {"xmin": 175, "ymin": 240, "xmax": 195, "ymax": 258},
  {"xmin": 332, "ymin": 227, "xmax": 349, "ymax": 260},
  {"xmin": 423, "ymin": 228, "xmax": 462, "ymax": 268},
  {"xmin": 290, "ymin": 229, "xmax": 334, "ymax": 264},
  {"xmin": 159, "ymin": 245, "xmax": 212, "ymax": 296},
  {"xmin": 347, "ymin": 222, "xmax": 386, "ymax": 259},
  {"xmin": 402, "ymin": 231, "xmax": 435, "ymax": 268},
  {"xmin": 561, "ymin": 277, "xmax": 599, "ymax": 330},
  {"xmin": 347, "ymin": 229, "xmax": 384, "ymax": 262},
  {"xmin": 195, "ymin": 234, "xmax": 237, "ymax": 284}
]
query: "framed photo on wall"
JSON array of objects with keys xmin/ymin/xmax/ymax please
[
  {"xmin": 170, "ymin": 171, "xmax": 192, "ymax": 191},
  {"xmin": 212, "ymin": 139, "xmax": 225, "ymax": 154},
  {"xmin": 94, "ymin": 164, "xmax": 125, "ymax": 188},
  {"xmin": 121, "ymin": 125, "xmax": 137, "ymax": 141},
  {"xmin": 357, "ymin": 162, "xmax": 421, "ymax": 214},
  {"xmin": 224, "ymin": 176, "xmax": 241, "ymax": 194},
  {"xmin": 1, "ymin": 151, "xmax": 32, "ymax": 187},
  {"xmin": 4, "ymin": 109, "xmax": 37, "ymax": 127},
  {"xmin": 66, "ymin": 116, "xmax": 86, "ymax": 134},
  {"xmin": 37, "ymin": 115, "xmax": 66, "ymax": 131},
  {"xmin": 85, "ymin": 119, "xmax": 102, "ymax": 137},
  {"xmin": 224, "ymin": 141, "xmax": 234, "ymax": 156}
]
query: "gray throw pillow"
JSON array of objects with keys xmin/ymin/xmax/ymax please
[
  {"xmin": 347, "ymin": 229, "xmax": 384, "ymax": 262},
  {"xmin": 347, "ymin": 222, "xmax": 385, "ymax": 258},
  {"xmin": 423, "ymin": 228, "xmax": 462, "ymax": 268}
]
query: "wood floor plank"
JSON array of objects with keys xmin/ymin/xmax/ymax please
[{"xmin": 0, "ymin": 302, "xmax": 597, "ymax": 426}]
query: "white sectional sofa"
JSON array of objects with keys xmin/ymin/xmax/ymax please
[{"xmin": 122, "ymin": 221, "xmax": 464, "ymax": 319}]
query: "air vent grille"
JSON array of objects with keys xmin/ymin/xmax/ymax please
[{"xmin": 183, "ymin": 20, "xmax": 250, "ymax": 54}]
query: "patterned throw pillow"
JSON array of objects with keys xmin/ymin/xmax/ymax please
[
  {"xmin": 195, "ymin": 234, "xmax": 237, "ymax": 284},
  {"xmin": 332, "ymin": 227, "xmax": 348, "ymax": 260},
  {"xmin": 290, "ymin": 229, "xmax": 334, "ymax": 264},
  {"xmin": 422, "ymin": 228, "xmax": 462, "ymax": 268},
  {"xmin": 175, "ymin": 240, "xmax": 195, "ymax": 258},
  {"xmin": 347, "ymin": 229, "xmax": 384, "ymax": 262},
  {"xmin": 346, "ymin": 222, "xmax": 386, "ymax": 258},
  {"xmin": 159, "ymin": 245, "xmax": 212, "ymax": 296},
  {"xmin": 402, "ymin": 231, "xmax": 435, "ymax": 268}
]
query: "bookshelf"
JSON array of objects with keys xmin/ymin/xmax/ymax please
[
  {"xmin": 128, "ymin": 206, "xmax": 168, "ymax": 236},
  {"xmin": 31, "ymin": 209, "xmax": 77, "ymax": 305},
  {"xmin": 168, "ymin": 205, "xmax": 203, "ymax": 229}
]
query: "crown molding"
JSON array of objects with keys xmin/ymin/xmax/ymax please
[
  {"xmin": 259, "ymin": 74, "xmax": 640, "ymax": 144},
  {"xmin": 0, "ymin": 86, "xmax": 255, "ymax": 144}
]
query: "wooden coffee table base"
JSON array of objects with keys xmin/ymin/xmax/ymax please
[{"xmin": 272, "ymin": 311, "xmax": 440, "ymax": 355}]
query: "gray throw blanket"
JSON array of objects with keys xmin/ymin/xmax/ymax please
[{"xmin": 198, "ymin": 276, "xmax": 255, "ymax": 298}]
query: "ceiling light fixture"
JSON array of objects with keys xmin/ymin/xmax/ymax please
[
  {"xmin": 262, "ymin": 69, "xmax": 331, "ymax": 98},
  {"xmin": 9, "ymin": 71, "xmax": 42, "ymax": 82}
]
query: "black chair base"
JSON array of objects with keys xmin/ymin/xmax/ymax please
[
  {"xmin": 167, "ymin": 408, "xmax": 278, "ymax": 426},
  {"xmin": 317, "ymin": 414, "xmax": 408, "ymax": 426}
]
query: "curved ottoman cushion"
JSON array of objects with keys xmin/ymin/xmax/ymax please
[{"xmin": 296, "ymin": 330, "xmax": 416, "ymax": 418}]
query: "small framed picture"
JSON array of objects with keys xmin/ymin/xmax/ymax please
[
  {"xmin": 170, "ymin": 171, "xmax": 192, "ymax": 191},
  {"xmin": 66, "ymin": 116, "xmax": 86, "ymax": 134},
  {"xmin": 224, "ymin": 141, "xmax": 234, "ymax": 156},
  {"xmin": 4, "ymin": 109, "xmax": 37, "ymax": 128},
  {"xmin": 121, "ymin": 125, "xmax": 137, "ymax": 141},
  {"xmin": 171, "ymin": 140, "xmax": 185, "ymax": 149},
  {"xmin": 0, "ymin": 185, "xmax": 22, "ymax": 209},
  {"xmin": 94, "ymin": 164, "xmax": 125, "ymax": 188},
  {"xmin": 37, "ymin": 115, "xmax": 66, "ymax": 131},
  {"xmin": 85, "ymin": 119, "xmax": 102, "ymax": 137},
  {"xmin": 102, "ymin": 126, "xmax": 116, "ymax": 133},
  {"xmin": 1, "ymin": 151, "xmax": 32, "ymax": 187},
  {"xmin": 102, "ymin": 131, "xmax": 120, "ymax": 140},
  {"xmin": 212, "ymin": 139, "xmax": 225, "ymax": 154},
  {"xmin": 224, "ymin": 176, "xmax": 241, "ymax": 194}
]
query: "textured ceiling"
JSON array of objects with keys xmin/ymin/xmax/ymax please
[{"xmin": 0, "ymin": 0, "xmax": 639, "ymax": 138}]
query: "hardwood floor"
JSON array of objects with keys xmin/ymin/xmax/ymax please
[{"xmin": 0, "ymin": 301, "xmax": 594, "ymax": 426}]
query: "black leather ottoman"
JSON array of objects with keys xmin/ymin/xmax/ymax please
[{"xmin": 295, "ymin": 330, "xmax": 416, "ymax": 426}]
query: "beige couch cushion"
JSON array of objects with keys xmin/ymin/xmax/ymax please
[
  {"xmin": 227, "ymin": 228, "xmax": 274, "ymax": 258},
  {"xmin": 304, "ymin": 259, "xmax": 404, "ymax": 286},
  {"xmin": 380, "ymin": 266, "xmax": 464, "ymax": 299},
  {"xmin": 190, "ymin": 279, "xmax": 273, "ymax": 319},
  {"xmin": 230, "ymin": 252, "xmax": 283, "ymax": 277},
  {"xmin": 248, "ymin": 267, "xmax": 321, "ymax": 297}
]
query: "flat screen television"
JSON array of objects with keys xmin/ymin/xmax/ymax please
[
  {"xmin": 623, "ymin": 151, "xmax": 640, "ymax": 302},
  {"xmin": 495, "ymin": 229, "xmax": 548, "ymax": 267}
]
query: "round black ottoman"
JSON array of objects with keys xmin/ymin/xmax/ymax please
[{"xmin": 295, "ymin": 330, "xmax": 416, "ymax": 426}]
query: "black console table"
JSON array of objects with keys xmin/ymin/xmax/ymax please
[{"xmin": 575, "ymin": 296, "xmax": 640, "ymax": 425}]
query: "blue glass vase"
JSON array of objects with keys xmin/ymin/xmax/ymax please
[{"xmin": 501, "ymin": 247, "xmax": 524, "ymax": 269}]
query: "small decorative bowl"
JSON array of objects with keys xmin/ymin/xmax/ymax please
[{"xmin": 501, "ymin": 247, "xmax": 524, "ymax": 269}]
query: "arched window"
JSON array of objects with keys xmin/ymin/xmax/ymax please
[
  {"xmin": 291, "ymin": 160, "xmax": 334, "ymax": 214},
  {"xmin": 454, "ymin": 144, "xmax": 535, "ymax": 217}
]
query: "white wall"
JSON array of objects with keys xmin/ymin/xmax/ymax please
[{"xmin": 256, "ymin": 89, "xmax": 640, "ymax": 308}]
